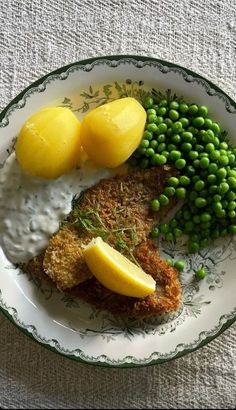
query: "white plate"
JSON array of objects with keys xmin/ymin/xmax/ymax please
[{"xmin": 0, "ymin": 56, "xmax": 236, "ymax": 367}]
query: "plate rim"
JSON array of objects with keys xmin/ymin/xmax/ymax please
[{"xmin": 1, "ymin": 54, "xmax": 236, "ymax": 368}]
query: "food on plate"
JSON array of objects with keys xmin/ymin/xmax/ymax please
[
  {"xmin": 80, "ymin": 97, "xmax": 146, "ymax": 168},
  {"xmin": 132, "ymin": 96, "xmax": 236, "ymax": 256},
  {"xmin": 16, "ymin": 107, "xmax": 81, "ymax": 179},
  {"xmin": 23, "ymin": 165, "xmax": 177, "ymax": 291},
  {"xmin": 73, "ymin": 240, "xmax": 181, "ymax": 317},
  {"xmin": 5, "ymin": 84, "xmax": 236, "ymax": 319},
  {"xmin": 82, "ymin": 236, "xmax": 156, "ymax": 297}
]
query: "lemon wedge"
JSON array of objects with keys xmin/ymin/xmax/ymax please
[{"xmin": 82, "ymin": 237, "xmax": 156, "ymax": 298}]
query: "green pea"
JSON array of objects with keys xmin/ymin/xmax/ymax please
[
  {"xmin": 170, "ymin": 150, "xmax": 181, "ymax": 161},
  {"xmin": 195, "ymin": 268, "xmax": 207, "ymax": 280},
  {"xmin": 193, "ymin": 159, "xmax": 200, "ymax": 169},
  {"xmin": 205, "ymin": 143, "xmax": 215, "ymax": 153},
  {"xmin": 159, "ymin": 223, "xmax": 169, "ymax": 233},
  {"xmin": 169, "ymin": 109, "xmax": 179, "ymax": 121},
  {"xmin": 179, "ymin": 175, "xmax": 191, "ymax": 186},
  {"xmin": 211, "ymin": 122, "xmax": 221, "ymax": 134},
  {"xmin": 189, "ymin": 150, "xmax": 199, "ymax": 160},
  {"xmin": 156, "ymin": 142, "xmax": 166, "ymax": 153},
  {"xmin": 211, "ymin": 229, "xmax": 220, "ymax": 239},
  {"xmin": 227, "ymin": 177, "xmax": 236, "ymax": 188},
  {"xmin": 168, "ymin": 176, "xmax": 179, "ymax": 187},
  {"xmin": 144, "ymin": 96, "xmax": 154, "ymax": 109},
  {"xmin": 200, "ymin": 212, "xmax": 211, "ymax": 222},
  {"xmin": 164, "ymin": 118, "xmax": 173, "ymax": 127},
  {"xmin": 199, "ymin": 157, "xmax": 210, "ymax": 169},
  {"xmin": 181, "ymin": 131, "xmax": 193, "ymax": 142},
  {"xmin": 198, "ymin": 105, "xmax": 208, "ymax": 117},
  {"xmin": 207, "ymin": 174, "xmax": 217, "ymax": 185},
  {"xmin": 175, "ymin": 187, "xmax": 187, "ymax": 199},
  {"xmin": 157, "ymin": 134, "xmax": 166, "ymax": 143},
  {"xmin": 150, "ymin": 199, "xmax": 160, "ymax": 211},
  {"xmin": 175, "ymin": 159, "xmax": 186, "ymax": 169},
  {"xmin": 148, "ymin": 114, "xmax": 158, "ymax": 123},
  {"xmin": 194, "ymin": 180, "xmax": 205, "ymax": 191},
  {"xmin": 192, "ymin": 116, "xmax": 205, "ymax": 128},
  {"xmin": 145, "ymin": 148, "xmax": 155, "ymax": 157},
  {"xmin": 159, "ymin": 99, "xmax": 168, "ymax": 107},
  {"xmin": 174, "ymin": 259, "xmax": 185, "ymax": 272},
  {"xmin": 229, "ymin": 225, "xmax": 236, "ymax": 234},
  {"xmin": 159, "ymin": 194, "xmax": 169, "ymax": 206},
  {"xmin": 164, "ymin": 186, "xmax": 176, "ymax": 197},
  {"xmin": 204, "ymin": 118, "xmax": 212, "ymax": 128},
  {"xmin": 150, "ymin": 140, "xmax": 158, "ymax": 149},
  {"xmin": 171, "ymin": 134, "xmax": 181, "ymax": 144},
  {"xmin": 147, "ymin": 108, "xmax": 156, "ymax": 116},
  {"xmin": 229, "ymin": 210, "xmax": 236, "ymax": 219},
  {"xmin": 213, "ymin": 202, "xmax": 222, "ymax": 212},
  {"xmin": 179, "ymin": 103, "xmax": 189, "ymax": 113},
  {"xmin": 181, "ymin": 142, "xmax": 192, "ymax": 152},
  {"xmin": 173, "ymin": 228, "xmax": 183, "ymax": 238},
  {"xmin": 140, "ymin": 139, "xmax": 150, "ymax": 148},
  {"xmin": 165, "ymin": 258, "xmax": 173, "ymax": 266},
  {"xmin": 227, "ymin": 191, "xmax": 236, "ymax": 201},
  {"xmin": 165, "ymin": 232, "xmax": 174, "ymax": 241},
  {"xmin": 209, "ymin": 185, "xmax": 218, "ymax": 194},
  {"xmin": 209, "ymin": 150, "xmax": 220, "ymax": 161},
  {"xmin": 188, "ymin": 104, "xmax": 198, "ymax": 115},
  {"xmin": 171, "ymin": 121, "xmax": 182, "ymax": 133},
  {"xmin": 228, "ymin": 154, "xmax": 235, "ymax": 164},
  {"xmin": 168, "ymin": 144, "xmax": 177, "ymax": 152},
  {"xmin": 218, "ymin": 182, "xmax": 229, "ymax": 195},
  {"xmin": 143, "ymin": 130, "xmax": 153, "ymax": 140},
  {"xmin": 213, "ymin": 194, "xmax": 221, "ymax": 202},
  {"xmin": 147, "ymin": 123, "xmax": 158, "ymax": 132},
  {"xmin": 186, "ymin": 165, "xmax": 196, "ymax": 177},
  {"xmin": 195, "ymin": 144, "xmax": 204, "ymax": 152},
  {"xmin": 136, "ymin": 147, "xmax": 146, "ymax": 156},
  {"xmin": 219, "ymin": 156, "xmax": 229, "ymax": 166},
  {"xmin": 170, "ymin": 101, "xmax": 179, "ymax": 110},
  {"xmin": 200, "ymin": 238, "xmax": 209, "ymax": 248},
  {"xmin": 179, "ymin": 117, "xmax": 189, "ymax": 128},
  {"xmin": 150, "ymin": 154, "xmax": 167, "ymax": 166},
  {"xmin": 220, "ymin": 141, "xmax": 228, "ymax": 150},
  {"xmin": 208, "ymin": 163, "xmax": 218, "ymax": 174},
  {"xmin": 228, "ymin": 201, "xmax": 236, "ymax": 210},
  {"xmin": 195, "ymin": 197, "xmax": 207, "ymax": 208},
  {"xmin": 188, "ymin": 126, "xmax": 198, "ymax": 135},
  {"xmin": 189, "ymin": 242, "xmax": 199, "ymax": 253},
  {"xmin": 157, "ymin": 107, "xmax": 167, "ymax": 116},
  {"xmin": 151, "ymin": 227, "xmax": 160, "ymax": 238},
  {"xmin": 157, "ymin": 123, "xmax": 168, "ymax": 134}
]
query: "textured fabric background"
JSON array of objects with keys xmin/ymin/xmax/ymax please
[{"xmin": 0, "ymin": 0, "xmax": 236, "ymax": 408}]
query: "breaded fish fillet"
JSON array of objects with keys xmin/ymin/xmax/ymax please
[
  {"xmin": 22, "ymin": 165, "xmax": 182, "ymax": 318},
  {"xmin": 42, "ymin": 166, "xmax": 177, "ymax": 290},
  {"xmin": 72, "ymin": 241, "xmax": 181, "ymax": 317}
]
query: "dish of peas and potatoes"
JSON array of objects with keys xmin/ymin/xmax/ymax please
[{"xmin": 0, "ymin": 57, "xmax": 236, "ymax": 367}]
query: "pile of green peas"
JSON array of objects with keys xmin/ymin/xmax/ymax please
[{"xmin": 131, "ymin": 95, "xmax": 236, "ymax": 264}]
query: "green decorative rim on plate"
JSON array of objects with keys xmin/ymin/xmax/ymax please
[{"xmin": 0, "ymin": 55, "xmax": 236, "ymax": 368}]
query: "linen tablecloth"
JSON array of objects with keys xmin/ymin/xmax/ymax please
[{"xmin": 0, "ymin": 1, "xmax": 236, "ymax": 408}]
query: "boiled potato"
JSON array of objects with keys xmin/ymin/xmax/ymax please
[
  {"xmin": 16, "ymin": 107, "xmax": 81, "ymax": 179},
  {"xmin": 80, "ymin": 97, "xmax": 146, "ymax": 168}
]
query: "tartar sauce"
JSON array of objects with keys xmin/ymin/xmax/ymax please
[{"xmin": 0, "ymin": 154, "xmax": 111, "ymax": 263}]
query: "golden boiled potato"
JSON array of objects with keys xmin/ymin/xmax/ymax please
[
  {"xmin": 16, "ymin": 107, "xmax": 81, "ymax": 179},
  {"xmin": 80, "ymin": 97, "xmax": 146, "ymax": 168}
]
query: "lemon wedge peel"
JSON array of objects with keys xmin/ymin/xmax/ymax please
[{"xmin": 83, "ymin": 237, "xmax": 156, "ymax": 298}]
